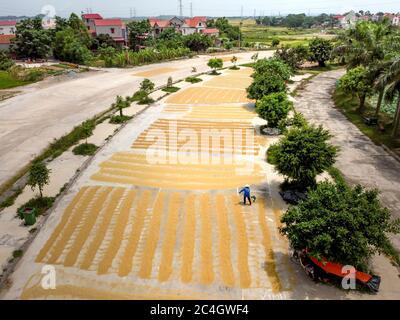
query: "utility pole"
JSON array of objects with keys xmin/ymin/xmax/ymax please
[
  {"xmin": 134, "ymin": 8, "xmax": 136, "ymax": 18},
  {"xmin": 190, "ymin": 2, "xmax": 193, "ymax": 18},
  {"xmin": 130, "ymin": 8, "xmax": 133, "ymax": 19},
  {"xmin": 178, "ymin": 0, "xmax": 183, "ymax": 17},
  {"xmin": 239, "ymin": 6, "xmax": 243, "ymax": 48}
]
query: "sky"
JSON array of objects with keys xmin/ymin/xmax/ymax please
[{"xmin": 0, "ymin": 0, "xmax": 399, "ymax": 18}]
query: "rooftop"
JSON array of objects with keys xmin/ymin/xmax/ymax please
[
  {"xmin": 82, "ymin": 14, "xmax": 103, "ymax": 20},
  {"xmin": 0, "ymin": 20, "xmax": 17, "ymax": 26}
]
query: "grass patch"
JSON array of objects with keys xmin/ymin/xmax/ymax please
[
  {"xmin": 333, "ymin": 87, "xmax": 400, "ymax": 154},
  {"xmin": 162, "ymin": 86, "xmax": 180, "ymax": 93},
  {"xmin": 17, "ymin": 196, "xmax": 55, "ymax": 218},
  {"xmin": 229, "ymin": 66, "xmax": 240, "ymax": 70},
  {"xmin": 109, "ymin": 115, "xmax": 132, "ymax": 124},
  {"xmin": 327, "ymin": 166, "xmax": 346, "ymax": 186},
  {"xmin": 0, "ymin": 71, "xmax": 32, "ymax": 89},
  {"xmin": 72, "ymin": 143, "xmax": 98, "ymax": 156},
  {"xmin": 35, "ymin": 119, "xmax": 98, "ymax": 162},
  {"xmin": 185, "ymin": 76, "xmax": 202, "ymax": 83},
  {"xmin": 0, "ymin": 187, "xmax": 23, "ymax": 209}
]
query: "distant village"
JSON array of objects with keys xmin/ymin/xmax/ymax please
[
  {"xmin": 0, "ymin": 10, "xmax": 399, "ymax": 51},
  {"xmin": 333, "ymin": 10, "xmax": 400, "ymax": 29}
]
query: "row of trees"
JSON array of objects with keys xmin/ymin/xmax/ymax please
[
  {"xmin": 9, "ymin": 15, "xmax": 214, "ymax": 65},
  {"xmin": 256, "ymin": 13, "xmax": 338, "ymax": 29},
  {"xmin": 247, "ymin": 55, "xmax": 400, "ymax": 273},
  {"xmin": 335, "ymin": 20, "xmax": 400, "ymax": 138}
]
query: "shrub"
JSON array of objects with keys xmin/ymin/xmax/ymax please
[
  {"xmin": 72, "ymin": 143, "xmax": 98, "ymax": 156},
  {"xmin": 185, "ymin": 76, "xmax": 202, "ymax": 83},
  {"xmin": 162, "ymin": 86, "xmax": 180, "ymax": 93},
  {"xmin": 0, "ymin": 51, "xmax": 14, "ymax": 71},
  {"xmin": 268, "ymin": 124, "xmax": 338, "ymax": 188},
  {"xmin": 271, "ymin": 37, "xmax": 280, "ymax": 47},
  {"xmin": 256, "ymin": 92, "xmax": 293, "ymax": 128},
  {"xmin": 309, "ymin": 37, "xmax": 333, "ymax": 67},
  {"xmin": 132, "ymin": 90, "xmax": 148, "ymax": 101},
  {"xmin": 280, "ymin": 181, "xmax": 400, "ymax": 271},
  {"xmin": 278, "ymin": 111, "xmax": 308, "ymax": 132},
  {"xmin": 109, "ymin": 115, "xmax": 132, "ymax": 124},
  {"xmin": 18, "ymin": 196, "xmax": 55, "ymax": 217},
  {"xmin": 138, "ymin": 95, "xmax": 154, "ymax": 105}
]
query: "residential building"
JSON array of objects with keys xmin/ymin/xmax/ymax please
[
  {"xmin": 82, "ymin": 13, "xmax": 103, "ymax": 34},
  {"xmin": 81, "ymin": 14, "xmax": 127, "ymax": 45},
  {"xmin": 201, "ymin": 28, "xmax": 219, "ymax": 37},
  {"xmin": 149, "ymin": 18, "xmax": 173, "ymax": 36},
  {"xmin": 0, "ymin": 20, "xmax": 16, "ymax": 35},
  {"xmin": 0, "ymin": 34, "xmax": 15, "ymax": 51},
  {"xmin": 149, "ymin": 16, "xmax": 218, "ymax": 37},
  {"xmin": 181, "ymin": 16, "xmax": 207, "ymax": 35},
  {"xmin": 333, "ymin": 10, "xmax": 358, "ymax": 29}
]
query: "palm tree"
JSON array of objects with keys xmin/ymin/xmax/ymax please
[
  {"xmin": 377, "ymin": 56, "xmax": 400, "ymax": 138},
  {"xmin": 335, "ymin": 21, "xmax": 392, "ymax": 116}
]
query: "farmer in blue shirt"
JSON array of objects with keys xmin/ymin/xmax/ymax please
[{"xmin": 239, "ymin": 184, "xmax": 252, "ymax": 205}]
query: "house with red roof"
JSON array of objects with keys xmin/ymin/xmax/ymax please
[
  {"xmin": 0, "ymin": 20, "xmax": 17, "ymax": 35},
  {"xmin": 181, "ymin": 16, "xmax": 207, "ymax": 35},
  {"xmin": 0, "ymin": 34, "xmax": 15, "ymax": 51},
  {"xmin": 82, "ymin": 13, "xmax": 127, "ymax": 45}
]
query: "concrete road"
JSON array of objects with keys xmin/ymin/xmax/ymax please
[
  {"xmin": 294, "ymin": 69, "xmax": 400, "ymax": 251},
  {"xmin": 0, "ymin": 51, "xmax": 273, "ymax": 189}
]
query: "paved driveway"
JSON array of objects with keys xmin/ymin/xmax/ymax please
[
  {"xmin": 0, "ymin": 51, "xmax": 273, "ymax": 189},
  {"xmin": 294, "ymin": 70, "xmax": 400, "ymax": 250}
]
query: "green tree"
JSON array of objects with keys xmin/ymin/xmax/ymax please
[
  {"xmin": 127, "ymin": 19, "xmax": 152, "ymax": 50},
  {"xmin": 11, "ymin": 18, "xmax": 52, "ymax": 59},
  {"xmin": 268, "ymin": 125, "xmax": 338, "ymax": 187},
  {"xmin": 0, "ymin": 51, "xmax": 14, "ymax": 70},
  {"xmin": 252, "ymin": 58, "xmax": 293, "ymax": 81},
  {"xmin": 247, "ymin": 73, "xmax": 286, "ymax": 100},
  {"xmin": 113, "ymin": 95, "xmax": 129, "ymax": 117},
  {"xmin": 81, "ymin": 120, "xmax": 95, "ymax": 144},
  {"xmin": 183, "ymin": 33, "xmax": 212, "ymax": 52},
  {"xmin": 27, "ymin": 161, "xmax": 51, "ymax": 198},
  {"xmin": 309, "ymin": 37, "xmax": 333, "ymax": 67},
  {"xmin": 207, "ymin": 58, "xmax": 223, "ymax": 74},
  {"xmin": 280, "ymin": 181, "xmax": 400, "ymax": 271},
  {"xmin": 377, "ymin": 56, "xmax": 400, "ymax": 138},
  {"xmin": 91, "ymin": 34, "xmax": 117, "ymax": 50},
  {"xmin": 334, "ymin": 20, "xmax": 392, "ymax": 116},
  {"xmin": 338, "ymin": 66, "xmax": 373, "ymax": 114},
  {"xmin": 140, "ymin": 78, "xmax": 155, "ymax": 93},
  {"xmin": 256, "ymin": 92, "xmax": 293, "ymax": 128},
  {"xmin": 98, "ymin": 44, "xmax": 118, "ymax": 67},
  {"xmin": 271, "ymin": 37, "xmax": 280, "ymax": 47},
  {"xmin": 53, "ymin": 28, "xmax": 93, "ymax": 64},
  {"xmin": 274, "ymin": 45, "xmax": 309, "ymax": 70}
]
